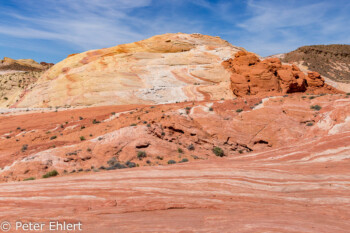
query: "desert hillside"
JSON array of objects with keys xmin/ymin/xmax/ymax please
[
  {"xmin": 0, "ymin": 57, "xmax": 53, "ymax": 107},
  {"xmin": 280, "ymin": 45, "xmax": 350, "ymax": 83},
  {"xmin": 0, "ymin": 33, "xmax": 350, "ymax": 232}
]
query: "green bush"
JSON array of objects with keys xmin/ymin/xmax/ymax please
[
  {"xmin": 42, "ymin": 170, "xmax": 59, "ymax": 178},
  {"xmin": 236, "ymin": 109, "xmax": 243, "ymax": 113},
  {"xmin": 80, "ymin": 136, "xmax": 86, "ymax": 141},
  {"xmin": 50, "ymin": 136, "xmax": 57, "ymax": 140},
  {"xmin": 168, "ymin": 160, "xmax": 176, "ymax": 164},
  {"xmin": 92, "ymin": 119, "xmax": 100, "ymax": 124},
  {"xmin": 23, "ymin": 177, "xmax": 35, "ymax": 181},
  {"xmin": 177, "ymin": 148, "xmax": 183, "ymax": 153},
  {"xmin": 137, "ymin": 151, "xmax": 146, "ymax": 160},
  {"xmin": 310, "ymin": 105, "xmax": 322, "ymax": 111},
  {"xmin": 306, "ymin": 122, "xmax": 314, "ymax": 126},
  {"xmin": 212, "ymin": 147, "xmax": 224, "ymax": 157},
  {"xmin": 21, "ymin": 144, "xmax": 28, "ymax": 152},
  {"xmin": 180, "ymin": 158, "xmax": 189, "ymax": 163}
]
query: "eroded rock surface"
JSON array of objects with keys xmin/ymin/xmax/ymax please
[
  {"xmin": 0, "ymin": 124, "xmax": 349, "ymax": 232},
  {"xmin": 223, "ymin": 51, "xmax": 341, "ymax": 97},
  {"xmin": 15, "ymin": 33, "xmax": 243, "ymax": 108},
  {"xmin": 0, "ymin": 93, "xmax": 349, "ymax": 182}
]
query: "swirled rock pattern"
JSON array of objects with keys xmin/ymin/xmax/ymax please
[{"xmin": 14, "ymin": 33, "xmax": 243, "ymax": 108}]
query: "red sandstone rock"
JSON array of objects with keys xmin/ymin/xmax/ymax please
[
  {"xmin": 223, "ymin": 51, "xmax": 341, "ymax": 97},
  {"xmin": 0, "ymin": 129, "xmax": 350, "ymax": 232}
]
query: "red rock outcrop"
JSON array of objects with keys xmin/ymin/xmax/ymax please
[{"xmin": 223, "ymin": 51, "xmax": 341, "ymax": 97}]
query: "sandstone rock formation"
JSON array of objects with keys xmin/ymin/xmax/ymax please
[
  {"xmin": 0, "ymin": 100, "xmax": 350, "ymax": 232},
  {"xmin": 1, "ymin": 93, "xmax": 349, "ymax": 182},
  {"xmin": 14, "ymin": 33, "xmax": 243, "ymax": 108},
  {"xmin": 223, "ymin": 51, "xmax": 340, "ymax": 97},
  {"xmin": 0, "ymin": 34, "xmax": 350, "ymax": 232}
]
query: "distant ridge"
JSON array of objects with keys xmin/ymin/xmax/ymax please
[{"xmin": 280, "ymin": 44, "xmax": 350, "ymax": 83}]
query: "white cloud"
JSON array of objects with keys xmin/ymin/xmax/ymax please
[
  {"xmin": 232, "ymin": 0, "xmax": 350, "ymax": 56},
  {"xmin": 0, "ymin": 0, "xmax": 153, "ymax": 50}
]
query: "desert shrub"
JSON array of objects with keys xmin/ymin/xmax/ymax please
[
  {"xmin": 126, "ymin": 161, "xmax": 136, "ymax": 168},
  {"xmin": 50, "ymin": 136, "xmax": 57, "ymax": 140},
  {"xmin": 187, "ymin": 144, "xmax": 195, "ymax": 151},
  {"xmin": 79, "ymin": 116, "xmax": 83, "ymax": 120},
  {"xmin": 80, "ymin": 136, "xmax": 86, "ymax": 141},
  {"xmin": 180, "ymin": 158, "xmax": 189, "ymax": 163},
  {"xmin": 306, "ymin": 122, "xmax": 314, "ymax": 126},
  {"xmin": 106, "ymin": 163, "xmax": 127, "ymax": 170},
  {"xmin": 42, "ymin": 170, "xmax": 58, "ymax": 178},
  {"xmin": 212, "ymin": 147, "xmax": 224, "ymax": 157},
  {"xmin": 130, "ymin": 123, "xmax": 137, "ymax": 126},
  {"xmin": 310, "ymin": 105, "xmax": 322, "ymax": 111},
  {"xmin": 107, "ymin": 157, "xmax": 118, "ymax": 166},
  {"xmin": 137, "ymin": 151, "xmax": 146, "ymax": 160},
  {"xmin": 191, "ymin": 155, "xmax": 199, "ymax": 160},
  {"xmin": 156, "ymin": 156, "xmax": 163, "ymax": 160},
  {"xmin": 209, "ymin": 107, "xmax": 213, "ymax": 111},
  {"xmin": 347, "ymin": 93, "xmax": 350, "ymax": 95},
  {"xmin": 167, "ymin": 160, "xmax": 176, "ymax": 164},
  {"xmin": 21, "ymin": 144, "xmax": 28, "ymax": 152},
  {"xmin": 92, "ymin": 119, "xmax": 100, "ymax": 124},
  {"xmin": 87, "ymin": 148, "xmax": 92, "ymax": 152},
  {"xmin": 236, "ymin": 109, "xmax": 243, "ymax": 113},
  {"xmin": 23, "ymin": 177, "xmax": 35, "ymax": 181},
  {"xmin": 81, "ymin": 125, "xmax": 85, "ymax": 129},
  {"xmin": 177, "ymin": 148, "xmax": 183, "ymax": 153},
  {"xmin": 309, "ymin": 96, "xmax": 315, "ymax": 99}
]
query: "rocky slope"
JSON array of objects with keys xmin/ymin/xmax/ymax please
[
  {"xmin": 0, "ymin": 57, "xmax": 53, "ymax": 108},
  {"xmin": 0, "ymin": 95, "xmax": 350, "ymax": 232},
  {"xmin": 280, "ymin": 45, "xmax": 350, "ymax": 83},
  {"xmin": 0, "ymin": 93, "xmax": 349, "ymax": 182}
]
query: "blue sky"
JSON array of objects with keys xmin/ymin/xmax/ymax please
[{"xmin": 0, "ymin": 0, "xmax": 349, "ymax": 63}]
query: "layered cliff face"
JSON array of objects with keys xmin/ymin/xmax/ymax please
[
  {"xmin": 15, "ymin": 33, "xmax": 243, "ymax": 108},
  {"xmin": 223, "ymin": 51, "xmax": 341, "ymax": 97},
  {"xmin": 280, "ymin": 44, "xmax": 350, "ymax": 83}
]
